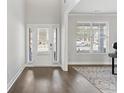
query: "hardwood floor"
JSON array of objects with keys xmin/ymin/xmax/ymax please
[{"xmin": 8, "ymin": 67, "xmax": 102, "ymax": 93}]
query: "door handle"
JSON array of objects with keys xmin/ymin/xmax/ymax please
[
  {"xmin": 50, "ymin": 43, "xmax": 53, "ymax": 50},
  {"xmin": 50, "ymin": 43, "xmax": 52, "ymax": 47}
]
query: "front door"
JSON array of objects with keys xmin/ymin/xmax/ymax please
[{"xmin": 27, "ymin": 24, "xmax": 60, "ymax": 66}]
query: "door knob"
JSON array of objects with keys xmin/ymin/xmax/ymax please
[
  {"xmin": 50, "ymin": 43, "xmax": 53, "ymax": 50},
  {"xmin": 50, "ymin": 43, "xmax": 52, "ymax": 47}
]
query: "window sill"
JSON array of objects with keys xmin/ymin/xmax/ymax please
[{"xmin": 76, "ymin": 53, "xmax": 108, "ymax": 55}]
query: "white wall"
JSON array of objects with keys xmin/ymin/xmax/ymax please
[
  {"xmin": 68, "ymin": 13, "xmax": 117, "ymax": 64},
  {"xmin": 26, "ymin": 0, "xmax": 61, "ymax": 24},
  {"xmin": 71, "ymin": 0, "xmax": 117, "ymax": 13},
  {"xmin": 7, "ymin": 0, "xmax": 25, "ymax": 90}
]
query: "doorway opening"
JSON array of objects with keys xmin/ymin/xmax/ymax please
[{"xmin": 26, "ymin": 24, "xmax": 60, "ymax": 66}]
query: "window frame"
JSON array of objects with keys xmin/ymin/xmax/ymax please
[{"xmin": 76, "ymin": 21, "xmax": 109, "ymax": 54}]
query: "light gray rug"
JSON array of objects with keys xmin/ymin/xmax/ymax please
[{"xmin": 73, "ymin": 66, "xmax": 117, "ymax": 93}]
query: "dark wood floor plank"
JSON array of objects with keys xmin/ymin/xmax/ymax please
[{"xmin": 8, "ymin": 67, "xmax": 101, "ymax": 93}]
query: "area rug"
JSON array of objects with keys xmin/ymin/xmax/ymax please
[{"xmin": 73, "ymin": 66, "xmax": 117, "ymax": 93}]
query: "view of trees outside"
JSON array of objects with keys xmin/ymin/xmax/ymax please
[
  {"xmin": 29, "ymin": 29, "xmax": 33, "ymax": 61},
  {"xmin": 53, "ymin": 29, "xmax": 57, "ymax": 61},
  {"xmin": 76, "ymin": 25, "xmax": 91, "ymax": 53},
  {"xmin": 76, "ymin": 23, "xmax": 108, "ymax": 53},
  {"xmin": 37, "ymin": 28, "xmax": 49, "ymax": 52},
  {"xmin": 92, "ymin": 25, "xmax": 99, "ymax": 52}
]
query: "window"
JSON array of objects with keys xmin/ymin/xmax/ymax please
[
  {"xmin": 76, "ymin": 22, "xmax": 109, "ymax": 53},
  {"xmin": 37, "ymin": 28, "xmax": 49, "ymax": 52},
  {"xmin": 29, "ymin": 28, "xmax": 33, "ymax": 61},
  {"xmin": 53, "ymin": 28, "xmax": 57, "ymax": 61}
]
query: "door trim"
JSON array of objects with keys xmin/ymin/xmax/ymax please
[{"xmin": 26, "ymin": 24, "xmax": 60, "ymax": 66}]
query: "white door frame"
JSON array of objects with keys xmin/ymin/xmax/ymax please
[{"xmin": 26, "ymin": 24, "xmax": 60, "ymax": 66}]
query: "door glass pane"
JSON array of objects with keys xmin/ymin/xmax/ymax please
[
  {"xmin": 53, "ymin": 28, "xmax": 57, "ymax": 61},
  {"xmin": 37, "ymin": 28, "xmax": 49, "ymax": 52},
  {"xmin": 29, "ymin": 28, "xmax": 33, "ymax": 61},
  {"xmin": 76, "ymin": 24, "xmax": 91, "ymax": 53}
]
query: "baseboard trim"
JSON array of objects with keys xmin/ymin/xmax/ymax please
[
  {"xmin": 68, "ymin": 61, "xmax": 113, "ymax": 65},
  {"xmin": 7, "ymin": 65, "xmax": 25, "ymax": 92},
  {"xmin": 25, "ymin": 64, "xmax": 61, "ymax": 67}
]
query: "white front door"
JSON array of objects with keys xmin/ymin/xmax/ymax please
[{"xmin": 27, "ymin": 24, "xmax": 60, "ymax": 66}]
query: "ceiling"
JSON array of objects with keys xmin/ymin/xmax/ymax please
[{"xmin": 70, "ymin": 0, "xmax": 117, "ymax": 13}]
